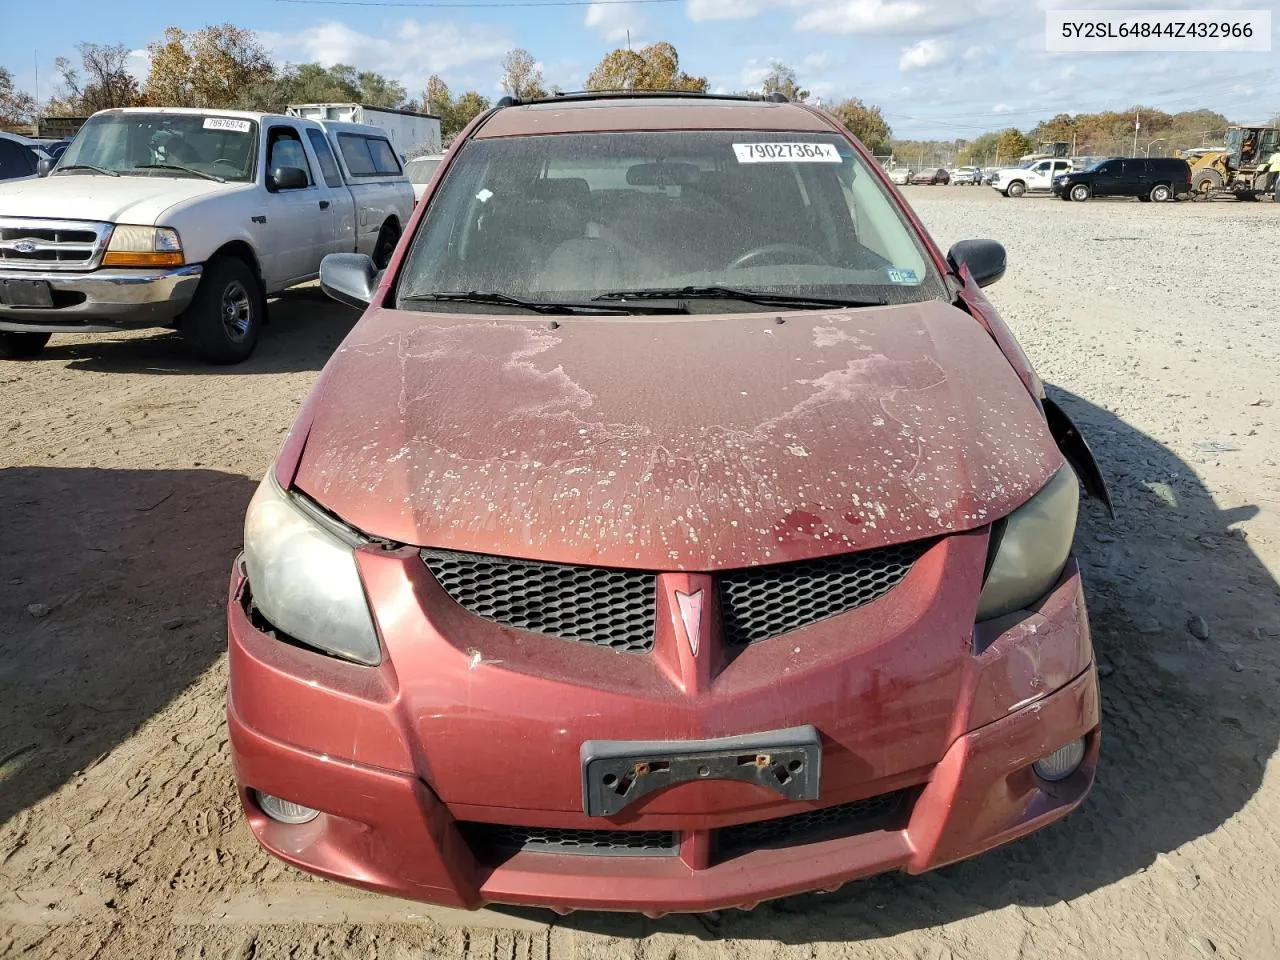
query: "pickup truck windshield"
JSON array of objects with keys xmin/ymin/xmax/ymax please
[
  {"xmin": 57, "ymin": 113, "xmax": 258, "ymax": 182},
  {"xmin": 397, "ymin": 130, "xmax": 944, "ymax": 313}
]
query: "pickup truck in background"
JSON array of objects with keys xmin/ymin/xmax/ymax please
[
  {"xmin": 0, "ymin": 107, "xmax": 414, "ymax": 363},
  {"xmin": 988, "ymin": 158, "xmax": 1073, "ymax": 198}
]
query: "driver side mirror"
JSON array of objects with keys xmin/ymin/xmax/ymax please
[
  {"xmin": 37, "ymin": 157, "xmax": 55, "ymax": 177},
  {"xmin": 320, "ymin": 253, "xmax": 380, "ymax": 309},
  {"xmin": 267, "ymin": 166, "xmax": 308, "ymax": 192},
  {"xmin": 947, "ymin": 239, "xmax": 1006, "ymax": 288}
]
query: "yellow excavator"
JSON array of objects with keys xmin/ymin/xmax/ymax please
[{"xmin": 1184, "ymin": 125, "xmax": 1280, "ymax": 201}]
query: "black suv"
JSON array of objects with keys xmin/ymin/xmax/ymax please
[{"xmin": 1053, "ymin": 157, "xmax": 1192, "ymax": 202}]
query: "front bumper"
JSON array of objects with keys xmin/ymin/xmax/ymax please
[
  {"xmin": 0, "ymin": 264, "xmax": 203, "ymax": 332},
  {"xmin": 226, "ymin": 535, "xmax": 1100, "ymax": 914}
]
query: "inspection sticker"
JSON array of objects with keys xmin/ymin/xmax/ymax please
[
  {"xmin": 203, "ymin": 117, "xmax": 253, "ymax": 133},
  {"xmin": 886, "ymin": 267, "xmax": 920, "ymax": 284},
  {"xmin": 733, "ymin": 142, "xmax": 841, "ymax": 163}
]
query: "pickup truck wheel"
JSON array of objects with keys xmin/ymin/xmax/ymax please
[
  {"xmin": 0, "ymin": 331, "xmax": 51, "ymax": 359},
  {"xmin": 1070, "ymin": 184, "xmax": 1091, "ymax": 202},
  {"xmin": 1006, "ymin": 180, "xmax": 1026, "ymax": 198},
  {"xmin": 182, "ymin": 256, "xmax": 264, "ymax": 364},
  {"xmin": 372, "ymin": 222, "xmax": 400, "ymax": 270}
]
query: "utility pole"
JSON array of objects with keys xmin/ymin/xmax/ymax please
[{"xmin": 1132, "ymin": 111, "xmax": 1140, "ymax": 156}]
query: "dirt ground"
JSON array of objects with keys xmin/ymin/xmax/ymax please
[{"xmin": 2, "ymin": 188, "xmax": 1279, "ymax": 960}]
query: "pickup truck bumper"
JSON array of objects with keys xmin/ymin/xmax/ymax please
[{"xmin": 0, "ymin": 265, "xmax": 203, "ymax": 333}]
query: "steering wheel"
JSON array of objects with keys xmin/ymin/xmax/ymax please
[
  {"xmin": 728, "ymin": 243, "xmax": 829, "ymax": 271},
  {"xmin": 211, "ymin": 158, "xmax": 241, "ymax": 170}
]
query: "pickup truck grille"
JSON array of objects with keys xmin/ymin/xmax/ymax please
[{"xmin": 0, "ymin": 218, "xmax": 112, "ymax": 271}]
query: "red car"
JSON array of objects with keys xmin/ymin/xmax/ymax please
[
  {"xmin": 910, "ymin": 166, "xmax": 951, "ymax": 185},
  {"xmin": 228, "ymin": 93, "xmax": 1107, "ymax": 916}
]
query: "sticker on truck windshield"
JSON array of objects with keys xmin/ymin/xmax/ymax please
[
  {"xmin": 885, "ymin": 267, "xmax": 920, "ymax": 284},
  {"xmin": 733, "ymin": 143, "xmax": 841, "ymax": 163},
  {"xmin": 203, "ymin": 117, "xmax": 252, "ymax": 133}
]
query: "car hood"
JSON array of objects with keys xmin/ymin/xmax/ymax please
[
  {"xmin": 0, "ymin": 173, "xmax": 237, "ymax": 225},
  {"xmin": 294, "ymin": 300, "xmax": 1063, "ymax": 570}
]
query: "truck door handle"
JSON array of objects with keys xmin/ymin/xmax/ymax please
[{"xmin": 319, "ymin": 200, "xmax": 330, "ymax": 210}]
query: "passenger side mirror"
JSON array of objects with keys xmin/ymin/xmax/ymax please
[
  {"xmin": 947, "ymin": 239, "xmax": 1006, "ymax": 288},
  {"xmin": 268, "ymin": 166, "xmax": 309, "ymax": 192},
  {"xmin": 320, "ymin": 253, "xmax": 379, "ymax": 309},
  {"xmin": 37, "ymin": 157, "xmax": 54, "ymax": 177}
]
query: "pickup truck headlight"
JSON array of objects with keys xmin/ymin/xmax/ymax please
[
  {"xmin": 102, "ymin": 225, "xmax": 184, "ymax": 267},
  {"xmin": 976, "ymin": 467, "xmax": 1079, "ymax": 621},
  {"xmin": 243, "ymin": 471, "xmax": 381, "ymax": 665}
]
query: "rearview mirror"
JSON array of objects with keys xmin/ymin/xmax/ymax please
[
  {"xmin": 320, "ymin": 253, "xmax": 379, "ymax": 309},
  {"xmin": 268, "ymin": 166, "xmax": 309, "ymax": 191},
  {"xmin": 947, "ymin": 239, "xmax": 1006, "ymax": 288},
  {"xmin": 37, "ymin": 157, "xmax": 54, "ymax": 177}
]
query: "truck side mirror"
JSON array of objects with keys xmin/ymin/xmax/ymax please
[
  {"xmin": 37, "ymin": 157, "xmax": 55, "ymax": 177},
  {"xmin": 947, "ymin": 239, "xmax": 1006, "ymax": 288},
  {"xmin": 267, "ymin": 166, "xmax": 309, "ymax": 192},
  {"xmin": 320, "ymin": 253, "xmax": 379, "ymax": 309}
]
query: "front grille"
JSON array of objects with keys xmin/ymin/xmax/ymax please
[
  {"xmin": 421, "ymin": 548, "xmax": 656, "ymax": 653},
  {"xmin": 0, "ymin": 218, "xmax": 109, "ymax": 271},
  {"xmin": 715, "ymin": 789, "xmax": 913, "ymax": 858},
  {"xmin": 459, "ymin": 822, "xmax": 678, "ymax": 857},
  {"xmin": 718, "ymin": 541, "xmax": 931, "ymax": 646}
]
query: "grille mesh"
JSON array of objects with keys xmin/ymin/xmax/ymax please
[
  {"xmin": 716, "ymin": 790, "xmax": 911, "ymax": 857},
  {"xmin": 718, "ymin": 541, "xmax": 931, "ymax": 646},
  {"xmin": 459, "ymin": 822, "xmax": 678, "ymax": 857},
  {"xmin": 421, "ymin": 548, "xmax": 656, "ymax": 653}
]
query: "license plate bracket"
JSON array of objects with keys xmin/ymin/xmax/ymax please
[
  {"xmin": 581, "ymin": 725, "xmax": 821, "ymax": 817},
  {"xmin": 0, "ymin": 280, "xmax": 54, "ymax": 308}
]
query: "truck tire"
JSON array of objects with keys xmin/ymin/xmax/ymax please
[
  {"xmin": 1070, "ymin": 183, "xmax": 1091, "ymax": 202},
  {"xmin": 0, "ymin": 331, "xmax": 51, "ymax": 359},
  {"xmin": 1006, "ymin": 180, "xmax": 1027, "ymax": 198},
  {"xmin": 181, "ymin": 255, "xmax": 264, "ymax": 365},
  {"xmin": 1149, "ymin": 183, "xmax": 1172, "ymax": 202},
  {"xmin": 372, "ymin": 221, "xmax": 400, "ymax": 270}
]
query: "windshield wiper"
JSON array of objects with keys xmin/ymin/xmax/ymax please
[
  {"xmin": 400, "ymin": 291, "xmax": 686, "ymax": 315},
  {"xmin": 134, "ymin": 163, "xmax": 225, "ymax": 183},
  {"xmin": 54, "ymin": 163, "xmax": 119, "ymax": 177},
  {"xmin": 593, "ymin": 285, "xmax": 887, "ymax": 310}
]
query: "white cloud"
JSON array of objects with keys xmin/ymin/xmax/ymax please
[
  {"xmin": 686, "ymin": 0, "xmax": 784, "ymax": 22},
  {"xmin": 740, "ymin": 60, "xmax": 772, "ymax": 86},
  {"xmin": 795, "ymin": 0, "xmax": 933, "ymax": 35},
  {"xmin": 898, "ymin": 38, "xmax": 949, "ymax": 71},
  {"xmin": 992, "ymin": 102, "xmax": 1011, "ymax": 112},
  {"xmin": 126, "ymin": 48, "xmax": 150, "ymax": 83},
  {"xmin": 259, "ymin": 19, "xmax": 510, "ymax": 91},
  {"xmin": 584, "ymin": 2, "xmax": 647, "ymax": 42}
]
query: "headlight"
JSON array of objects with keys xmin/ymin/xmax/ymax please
[
  {"xmin": 243, "ymin": 470, "xmax": 381, "ymax": 665},
  {"xmin": 102, "ymin": 225, "xmax": 184, "ymax": 267},
  {"xmin": 976, "ymin": 467, "xmax": 1079, "ymax": 620}
]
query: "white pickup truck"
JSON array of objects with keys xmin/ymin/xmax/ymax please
[
  {"xmin": 0, "ymin": 107, "xmax": 415, "ymax": 362},
  {"xmin": 989, "ymin": 158, "xmax": 1073, "ymax": 198}
]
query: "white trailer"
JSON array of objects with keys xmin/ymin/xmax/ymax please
[{"xmin": 287, "ymin": 103, "xmax": 442, "ymax": 158}]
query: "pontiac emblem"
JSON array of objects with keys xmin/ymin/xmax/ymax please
[
  {"xmin": 13, "ymin": 240, "xmax": 37, "ymax": 254},
  {"xmin": 675, "ymin": 590, "xmax": 703, "ymax": 657}
]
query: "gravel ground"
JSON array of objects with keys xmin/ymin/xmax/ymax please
[{"xmin": 2, "ymin": 187, "xmax": 1278, "ymax": 960}]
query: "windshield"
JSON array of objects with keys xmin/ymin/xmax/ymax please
[
  {"xmin": 57, "ymin": 112, "xmax": 258, "ymax": 182},
  {"xmin": 406, "ymin": 157, "xmax": 442, "ymax": 184},
  {"xmin": 397, "ymin": 130, "xmax": 943, "ymax": 312}
]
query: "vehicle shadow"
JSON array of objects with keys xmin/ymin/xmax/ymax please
[
  {"xmin": 39, "ymin": 288, "xmax": 359, "ymax": 376},
  {"xmin": 0, "ymin": 465, "xmax": 255, "ymax": 825},
  {"xmin": 500, "ymin": 385, "xmax": 1280, "ymax": 942}
]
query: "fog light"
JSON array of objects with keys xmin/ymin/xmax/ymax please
[
  {"xmin": 1032, "ymin": 738, "xmax": 1086, "ymax": 781},
  {"xmin": 256, "ymin": 790, "xmax": 320, "ymax": 824}
]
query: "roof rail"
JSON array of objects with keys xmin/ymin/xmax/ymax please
[{"xmin": 492, "ymin": 90, "xmax": 790, "ymax": 108}]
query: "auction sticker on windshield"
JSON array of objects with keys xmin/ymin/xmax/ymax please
[
  {"xmin": 733, "ymin": 143, "xmax": 842, "ymax": 163},
  {"xmin": 203, "ymin": 117, "xmax": 253, "ymax": 133}
]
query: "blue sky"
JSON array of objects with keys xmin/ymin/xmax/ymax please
[{"xmin": 2, "ymin": 0, "xmax": 1277, "ymax": 139}]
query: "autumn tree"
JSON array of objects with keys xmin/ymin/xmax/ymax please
[
  {"xmin": 421, "ymin": 74, "xmax": 490, "ymax": 144},
  {"xmin": 829, "ymin": 98, "xmax": 891, "ymax": 154},
  {"xmin": 760, "ymin": 61, "xmax": 807, "ymax": 102},
  {"xmin": 46, "ymin": 43, "xmax": 139, "ymax": 116},
  {"xmin": 585, "ymin": 42, "xmax": 707, "ymax": 93},
  {"xmin": 145, "ymin": 24, "xmax": 273, "ymax": 108},
  {"xmin": 995, "ymin": 127, "xmax": 1036, "ymax": 162},
  {"xmin": 500, "ymin": 48, "xmax": 547, "ymax": 100},
  {"xmin": 0, "ymin": 66, "xmax": 37, "ymax": 125},
  {"xmin": 240, "ymin": 62, "xmax": 407, "ymax": 113}
]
